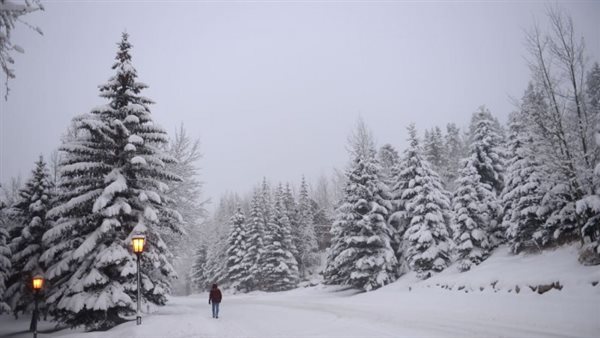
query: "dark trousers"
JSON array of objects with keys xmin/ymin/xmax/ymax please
[{"xmin": 212, "ymin": 302, "xmax": 220, "ymax": 318}]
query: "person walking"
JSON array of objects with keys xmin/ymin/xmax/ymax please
[{"xmin": 208, "ymin": 283, "xmax": 222, "ymax": 319}]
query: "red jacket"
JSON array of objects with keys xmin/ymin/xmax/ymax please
[{"xmin": 209, "ymin": 288, "xmax": 222, "ymax": 303}]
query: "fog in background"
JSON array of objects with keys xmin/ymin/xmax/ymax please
[{"xmin": 1, "ymin": 1, "xmax": 599, "ymax": 207}]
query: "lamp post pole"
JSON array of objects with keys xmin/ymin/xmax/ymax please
[
  {"xmin": 33, "ymin": 290, "xmax": 38, "ymax": 338},
  {"xmin": 136, "ymin": 252, "xmax": 141, "ymax": 325},
  {"xmin": 132, "ymin": 235, "xmax": 145, "ymax": 326}
]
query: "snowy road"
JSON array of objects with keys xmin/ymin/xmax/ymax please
[{"xmin": 43, "ymin": 284, "xmax": 597, "ymax": 338}]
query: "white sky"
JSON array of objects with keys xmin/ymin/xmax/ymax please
[{"xmin": 1, "ymin": 0, "xmax": 599, "ymax": 206}]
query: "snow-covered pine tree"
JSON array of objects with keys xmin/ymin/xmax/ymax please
[
  {"xmin": 444, "ymin": 123, "xmax": 468, "ymax": 191},
  {"xmin": 398, "ymin": 125, "xmax": 452, "ymax": 279},
  {"xmin": 0, "ymin": 200, "xmax": 11, "ymax": 314},
  {"xmin": 261, "ymin": 185, "xmax": 299, "ymax": 291},
  {"xmin": 378, "ymin": 144, "xmax": 400, "ymax": 187},
  {"xmin": 423, "ymin": 127, "xmax": 447, "ymax": 178},
  {"xmin": 190, "ymin": 243, "xmax": 208, "ymax": 291},
  {"xmin": 296, "ymin": 176, "xmax": 319, "ymax": 278},
  {"xmin": 4, "ymin": 156, "xmax": 54, "ymax": 320},
  {"xmin": 225, "ymin": 208, "xmax": 248, "ymax": 291},
  {"xmin": 202, "ymin": 194, "xmax": 238, "ymax": 288},
  {"xmin": 240, "ymin": 189, "xmax": 264, "ymax": 291},
  {"xmin": 377, "ymin": 144, "xmax": 402, "ymax": 266},
  {"xmin": 40, "ymin": 33, "xmax": 181, "ymax": 330},
  {"xmin": 202, "ymin": 230, "xmax": 228, "ymax": 287},
  {"xmin": 282, "ymin": 183, "xmax": 302, "ymax": 277},
  {"xmin": 324, "ymin": 156, "xmax": 397, "ymax": 291},
  {"xmin": 324, "ymin": 121, "xmax": 397, "ymax": 290},
  {"xmin": 513, "ymin": 82, "xmax": 582, "ymax": 249},
  {"xmin": 468, "ymin": 106, "xmax": 505, "ymax": 246},
  {"xmin": 468, "ymin": 107, "xmax": 505, "ymax": 194},
  {"xmin": 312, "ymin": 174, "xmax": 335, "ymax": 250},
  {"xmin": 0, "ymin": 179, "xmax": 20, "ymax": 313},
  {"xmin": 451, "ymin": 157, "xmax": 493, "ymax": 271},
  {"xmin": 387, "ymin": 157, "xmax": 409, "ymax": 267},
  {"xmin": 502, "ymin": 107, "xmax": 546, "ymax": 254},
  {"xmin": 575, "ymin": 62, "xmax": 600, "ymax": 264},
  {"xmin": 259, "ymin": 178, "xmax": 272, "ymax": 231}
]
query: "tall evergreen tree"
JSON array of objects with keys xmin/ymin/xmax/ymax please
[
  {"xmin": 502, "ymin": 108, "xmax": 546, "ymax": 253},
  {"xmin": 201, "ymin": 194, "xmax": 237, "ymax": 287},
  {"xmin": 41, "ymin": 33, "xmax": 181, "ymax": 330},
  {"xmin": 514, "ymin": 82, "xmax": 583, "ymax": 249},
  {"xmin": 282, "ymin": 183, "xmax": 302, "ymax": 277},
  {"xmin": 468, "ymin": 106, "xmax": 505, "ymax": 195},
  {"xmin": 452, "ymin": 158, "xmax": 493, "ymax": 271},
  {"xmin": 575, "ymin": 62, "xmax": 600, "ymax": 263},
  {"xmin": 225, "ymin": 208, "xmax": 248, "ymax": 291},
  {"xmin": 312, "ymin": 175, "xmax": 335, "ymax": 250},
  {"xmin": 443, "ymin": 123, "xmax": 468, "ymax": 191},
  {"xmin": 396, "ymin": 125, "xmax": 452, "ymax": 279},
  {"xmin": 297, "ymin": 176, "xmax": 319, "ymax": 278},
  {"xmin": 5, "ymin": 156, "xmax": 54, "ymax": 321},
  {"xmin": 324, "ymin": 122, "xmax": 397, "ymax": 291},
  {"xmin": 0, "ymin": 200, "xmax": 11, "ymax": 314},
  {"xmin": 261, "ymin": 185, "xmax": 299, "ymax": 291},
  {"xmin": 240, "ymin": 190, "xmax": 264, "ymax": 291},
  {"xmin": 467, "ymin": 106, "xmax": 505, "ymax": 246},
  {"xmin": 388, "ymin": 152, "xmax": 412, "ymax": 268},
  {"xmin": 423, "ymin": 126, "xmax": 447, "ymax": 177},
  {"xmin": 190, "ymin": 243, "xmax": 208, "ymax": 291},
  {"xmin": 378, "ymin": 144, "xmax": 400, "ymax": 187},
  {"xmin": 202, "ymin": 229, "xmax": 228, "ymax": 287},
  {"xmin": 324, "ymin": 157, "xmax": 397, "ymax": 291}
]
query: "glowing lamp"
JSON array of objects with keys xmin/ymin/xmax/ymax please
[
  {"xmin": 32, "ymin": 275, "xmax": 44, "ymax": 291},
  {"xmin": 132, "ymin": 235, "xmax": 146, "ymax": 255}
]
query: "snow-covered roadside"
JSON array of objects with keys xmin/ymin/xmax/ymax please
[
  {"xmin": 391, "ymin": 244, "xmax": 600, "ymax": 293},
  {"xmin": 1, "ymin": 244, "xmax": 598, "ymax": 338}
]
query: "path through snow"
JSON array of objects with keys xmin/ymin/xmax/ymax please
[{"xmin": 40, "ymin": 285, "xmax": 599, "ymax": 338}]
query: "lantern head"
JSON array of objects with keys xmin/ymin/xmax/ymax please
[
  {"xmin": 132, "ymin": 235, "xmax": 146, "ymax": 255},
  {"xmin": 32, "ymin": 275, "xmax": 44, "ymax": 291}
]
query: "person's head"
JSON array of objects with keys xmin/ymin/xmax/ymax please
[{"xmin": 212, "ymin": 283, "xmax": 218, "ymax": 289}]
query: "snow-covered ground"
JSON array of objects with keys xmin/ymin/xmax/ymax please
[{"xmin": 1, "ymin": 244, "xmax": 599, "ymax": 338}]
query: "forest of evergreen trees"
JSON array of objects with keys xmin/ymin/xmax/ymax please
[
  {"xmin": 191, "ymin": 9, "xmax": 600, "ymax": 292},
  {"xmin": 0, "ymin": 7, "xmax": 598, "ymax": 331}
]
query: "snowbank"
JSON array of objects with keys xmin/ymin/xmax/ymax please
[{"xmin": 385, "ymin": 244, "xmax": 600, "ymax": 294}]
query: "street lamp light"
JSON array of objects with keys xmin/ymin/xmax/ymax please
[
  {"xmin": 32, "ymin": 275, "xmax": 44, "ymax": 338},
  {"xmin": 132, "ymin": 235, "xmax": 145, "ymax": 325}
]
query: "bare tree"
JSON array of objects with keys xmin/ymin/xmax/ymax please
[
  {"xmin": 0, "ymin": 0, "xmax": 44, "ymax": 99},
  {"xmin": 164, "ymin": 123, "xmax": 208, "ymax": 295},
  {"xmin": 0, "ymin": 175, "xmax": 22, "ymax": 206},
  {"xmin": 346, "ymin": 117, "xmax": 377, "ymax": 162},
  {"xmin": 547, "ymin": 7, "xmax": 591, "ymax": 171},
  {"xmin": 524, "ymin": 7, "xmax": 594, "ymax": 198}
]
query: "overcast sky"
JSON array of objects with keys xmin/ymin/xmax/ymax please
[{"xmin": 1, "ymin": 0, "xmax": 599, "ymax": 206}]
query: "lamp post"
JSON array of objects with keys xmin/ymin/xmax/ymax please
[
  {"xmin": 132, "ymin": 235, "xmax": 146, "ymax": 325},
  {"xmin": 32, "ymin": 275, "xmax": 44, "ymax": 338}
]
